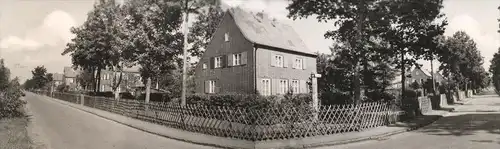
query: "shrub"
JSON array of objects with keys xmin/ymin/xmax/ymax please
[
  {"xmin": 0, "ymin": 79, "xmax": 26, "ymax": 119},
  {"xmin": 186, "ymin": 93, "xmax": 312, "ymax": 109},
  {"xmin": 137, "ymin": 93, "xmax": 172, "ymax": 102}
]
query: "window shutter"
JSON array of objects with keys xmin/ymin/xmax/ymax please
[
  {"xmin": 204, "ymin": 81, "xmax": 209, "ymax": 93},
  {"xmin": 283, "ymin": 56, "xmax": 288, "ymax": 68},
  {"xmin": 271, "ymin": 79, "xmax": 278, "ymax": 95},
  {"xmin": 220, "ymin": 56, "xmax": 225, "ymax": 68},
  {"xmin": 300, "ymin": 80, "xmax": 307, "ymax": 93},
  {"xmin": 227, "ymin": 54, "xmax": 233, "ymax": 67},
  {"xmin": 215, "ymin": 81, "xmax": 220, "ymax": 93},
  {"xmin": 241, "ymin": 51, "xmax": 248, "ymax": 65},
  {"xmin": 302, "ymin": 59, "xmax": 307, "ymax": 70},
  {"xmin": 270, "ymin": 54, "xmax": 275, "ymax": 67},
  {"xmin": 291, "ymin": 57, "xmax": 296, "ymax": 69},
  {"xmin": 210, "ymin": 57, "xmax": 215, "ymax": 69}
]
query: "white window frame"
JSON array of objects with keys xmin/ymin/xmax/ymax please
[
  {"xmin": 233, "ymin": 53, "xmax": 242, "ymax": 66},
  {"xmin": 224, "ymin": 32, "xmax": 229, "ymax": 42},
  {"xmin": 275, "ymin": 55, "xmax": 284, "ymax": 67},
  {"xmin": 261, "ymin": 79, "xmax": 271, "ymax": 96},
  {"xmin": 202, "ymin": 63, "xmax": 207, "ymax": 69},
  {"xmin": 294, "ymin": 58, "xmax": 303, "ymax": 69},
  {"xmin": 209, "ymin": 80, "xmax": 216, "ymax": 93},
  {"xmin": 214, "ymin": 56, "xmax": 222, "ymax": 68},
  {"xmin": 279, "ymin": 79, "xmax": 289, "ymax": 94},
  {"xmin": 291, "ymin": 80, "xmax": 299, "ymax": 93}
]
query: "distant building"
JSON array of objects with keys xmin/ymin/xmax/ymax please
[
  {"xmin": 63, "ymin": 66, "xmax": 79, "ymax": 90},
  {"xmin": 195, "ymin": 8, "xmax": 317, "ymax": 95},
  {"xmin": 97, "ymin": 66, "xmax": 143, "ymax": 93},
  {"xmin": 52, "ymin": 73, "xmax": 64, "ymax": 86},
  {"xmin": 389, "ymin": 67, "xmax": 446, "ymax": 89}
]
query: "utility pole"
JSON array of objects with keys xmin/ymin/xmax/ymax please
[
  {"xmin": 353, "ymin": 1, "xmax": 366, "ymax": 103},
  {"xmin": 181, "ymin": 0, "xmax": 189, "ymax": 106},
  {"xmin": 431, "ymin": 55, "xmax": 436, "ymax": 95}
]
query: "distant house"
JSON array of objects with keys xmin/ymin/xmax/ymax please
[
  {"xmin": 389, "ymin": 67, "xmax": 446, "ymax": 89},
  {"xmin": 63, "ymin": 67, "xmax": 79, "ymax": 90},
  {"xmin": 52, "ymin": 73, "xmax": 64, "ymax": 87},
  {"xmin": 195, "ymin": 8, "xmax": 317, "ymax": 95},
  {"xmin": 98, "ymin": 66, "xmax": 143, "ymax": 93}
]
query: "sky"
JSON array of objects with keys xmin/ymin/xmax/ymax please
[{"xmin": 0, "ymin": 0, "xmax": 499, "ymax": 83}]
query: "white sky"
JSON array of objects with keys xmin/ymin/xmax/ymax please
[{"xmin": 0, "ymin": 0, "xmax": 499, "ymax": 82}]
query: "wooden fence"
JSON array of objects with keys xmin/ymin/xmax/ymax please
[{"xmin": 35, "ymin": 91, "xmax": 405, "ymax": 141}]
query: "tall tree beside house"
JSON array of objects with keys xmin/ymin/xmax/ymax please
[
  {"xmin": 287, "ymin": 0, "xmax": 394, "ymax": 103},
  {"xmin": 188, "ymin": 0, "xmax": 225, "ymax": 59},
  {"xmin": 382, "ymin": 0, "xmax": 447, "ymax": 99},
  {"xmin": 119, "ymin": 0, "xmax": 184, "ymax": 90},
  {"xmin": 76, "ymin": 69, "xmax": 94, "ymax": 91}
]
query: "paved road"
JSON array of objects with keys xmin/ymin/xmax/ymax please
[
  {"xmin": 25, "ymin": 92, "xmax": 217, "ymax": 149},
  {"xmin": 320, "ymin": 94, "xmax": 500, "ymax": 149}
]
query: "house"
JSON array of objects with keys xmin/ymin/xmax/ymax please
[
  {"xmin": 52, "ymin": 73, "xmax": 64, "ymax": 86},
  {"xmin": 98, "ymin": 66, "xmax": 143, "ymax": 93},
  {"xmin": 63, "ymin": 66, "xmax": 79, "ymax": 90},
  {"xmin": 389, "ymin": 67, "xmax": 446, "ymax": 89},
  {"xmin": 195, "ymin": 8, "xmax": 317, "ymax": 95}
]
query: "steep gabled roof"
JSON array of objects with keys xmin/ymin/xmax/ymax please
[{"xmin": 228, "ymin": 8, "xmax": 315, "ymax": 56}]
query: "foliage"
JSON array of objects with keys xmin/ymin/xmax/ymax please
[
  {"xmin": 438, "ymin": 31, "xmax": 489, "ymax": 92},
  {"xmin": 188, "ymin": 1, "xmax": 225, "ymax": 59},
  {"xmin": 0, "ymin": 60, "xmax": 26, "ymax": 119},
  {"xmin": 76, "ymin": 69, "xmax": 94, "ymax": 91},
  {"xmin": 24, "ymin": 66, "xmax": 52, "ymax": 90},
  {"xmin": 287, "ymin": 0, "xmax": 395, "ymax": 102},
  {"xmin": 186, "ymin": 93, "xmax": 312, "ymax": 109}
]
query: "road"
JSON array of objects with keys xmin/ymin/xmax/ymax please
[
  {"xmin": 25, "ymin": 92, "xmax": 217, "ymax": 149},
  {"xmin": 321, "ymin": 94, "xmax": 500, "ymax": 149}
]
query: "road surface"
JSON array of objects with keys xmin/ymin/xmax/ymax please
[
  {"xmin": 25, "ymin": 92, "xmax": 218, "ymax": 149},
  {"xmin": 320, "ymin": 94, "xmax": 500, "ymax": 149}
]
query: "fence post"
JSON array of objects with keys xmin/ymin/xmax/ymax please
[
  {"xmin": 311, "ymin": 73, "xmax": 321, "ymax": 122},
  {"xmin": 80, "ymin": 94, "xmax": 84, "ymax": 105}
]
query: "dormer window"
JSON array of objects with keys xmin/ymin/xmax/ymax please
[{"xmin": 224, "ymin": 32, "xmax": 229, "ymax": 42}]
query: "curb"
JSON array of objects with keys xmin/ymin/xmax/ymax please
[{"xmin": 305, "ymin": 114, "xmax": 445, "ymax": 148}]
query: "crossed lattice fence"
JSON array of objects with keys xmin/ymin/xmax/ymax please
[{"xmin": 34, "ymin": 91, "xmax": 405, "ymax": 141}]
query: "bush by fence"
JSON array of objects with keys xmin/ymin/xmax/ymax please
[{"xmin": 36, "ymin": 91, "xmax": 405, "ymax": 141}]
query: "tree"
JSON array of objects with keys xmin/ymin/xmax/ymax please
[
  {"xmin": 287, "ymin": 0, "xmax": 394, "ymax": 103},
  {"xmin": 0, "ymin": 59, "xmax": 10, "ymax": 90},
  {"xmin": 188, "ymin": 0, "xmax": 224, "ymax": 59},
  {"xmin": 76, "ymin": 69, "xmax": 94, "ymax": 91},
  {"xmin": 382, "ymin": 0, "xmax": 447, "ymax": 99},
  {"xmin": 30, "ymin": 66, "xmax": 51, "ymax": 90},
  {"xmin": 120, "ymin": 0, "xmax": 184, "ymax": 87}
]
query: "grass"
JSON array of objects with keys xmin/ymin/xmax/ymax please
[{"xmin": 0, "ymin": 117, "xmax": 33, "ymax": 149}]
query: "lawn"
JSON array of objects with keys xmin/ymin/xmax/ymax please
[{"xmin": 0, "ymin": 117, "xmax": 33, "ymax": 149}]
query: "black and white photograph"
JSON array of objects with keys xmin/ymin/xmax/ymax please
[{"xmin": 1, "ymin": 0, "xmax": 500, "ymax": 149}]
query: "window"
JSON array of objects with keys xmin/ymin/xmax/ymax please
[
  {"xmin": 233, "ymin": 53, "xmax": 242, "ymax": 66},
  {"xmin": 291, "ymin": 80, "xmax": 299, "ymax": 93},
  {"xmin": 294, "ymin": 58, "xmax": 303, "ymax": 69},
  {"xmin": 209, "ymin": 80, "xmax": 216, "ymax": 93},
  {"xmin": 274, "ymin": 55, "xmax": 284, "ymax": 67},
  {"xmin": 225, "ymin": 32, "xmax": 229, "ymax": 42},
  {"xmin": 261, "ymin": 79, "xmax": 271, "ymax": 96},
  {"xmin": 214, "ymin": 56, "xmax": 222, "ymax": 68},
  {"xmin": 279, "ymin": 79, "xmax": 289, "ymax": 94},
  {"xmin": 202, "ymin": 63, "xmax": 207, "ymax": 69}
]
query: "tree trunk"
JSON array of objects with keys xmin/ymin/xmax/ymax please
[
  {"xmin": 431, "ymin": 57, "xmax": 436, "ymax": 95},
  {"xmin": 96, "ymin": 68, "xmax": 101, "ymax": 92},
  {"xmin": 401, "ymin": 52, "xmax": 406, "ymax": 101},
  {"xmin": 91, "ymin": 67, "xmax": 96, "ymax": 92}
]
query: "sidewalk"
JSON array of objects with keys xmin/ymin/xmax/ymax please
[{"xmin": 35, "ymin": 93, "xmax": 451, "ymax": 149}]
